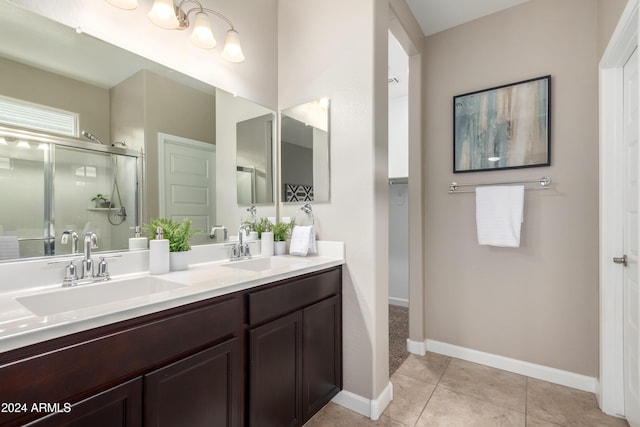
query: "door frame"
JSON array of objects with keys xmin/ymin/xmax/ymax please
[
  {"xmin": 157, "ymin": 132, "xmax": 216, "ymax": 219},
  {"xmin": 388, "ymin": 0, "xmax": 426, "ymax": 356},
  {"xmin": 599, "ymin": 0, "xmax": 639, "ymax": 417}
]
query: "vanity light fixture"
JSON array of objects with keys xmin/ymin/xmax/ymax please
[
  {"xmin": 16, "ymin": 140, "xmax": 30, "ymax": 149},
  {"xmin": 105, "ymin": 0, "xmax": 245, "ymax": 62}
]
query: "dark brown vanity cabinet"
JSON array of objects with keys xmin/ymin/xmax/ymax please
[
  {"xmin": 247, "ymin": 267, "xmax": 342, "ymax": 426},
  {"xmin": 0, "ymin": 265, "xmax": 342, "ymax": 427}
]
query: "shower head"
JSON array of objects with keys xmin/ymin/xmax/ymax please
[{"xmin": 81, "ymin": 130, "xmax": 104, "ymax": 145}]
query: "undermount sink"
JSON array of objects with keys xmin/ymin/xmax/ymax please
[
  {"xmin": 222, "ymin": 256, "xmax": 307, "ymax": 272},
  {"xmin": 17, "ymin": 276, "xmax": 187, "ymax": 316}
]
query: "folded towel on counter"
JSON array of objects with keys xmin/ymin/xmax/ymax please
[
  {"xmin": 475, "ymin": 185, "xmax": 524, "ymax": 248},
  {"xmin": 0, "ymin": 236, "xmax": 19, "ymax": 260},
  {"xmin": 289, "ymin": 225, "xmax": 317, "ymax": 256}
]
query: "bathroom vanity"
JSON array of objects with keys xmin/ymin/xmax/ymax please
[{"xmin": 0, "ymin": 255, "xmax": 343, "ymax": 427}]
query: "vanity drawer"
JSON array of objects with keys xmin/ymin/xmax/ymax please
[{"xmin": 247, "ymin": 267, "xmax": 341, "ymax": 326}]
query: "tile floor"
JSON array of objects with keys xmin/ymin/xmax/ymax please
[{"xmin": 304, "ymin": 353, "xmax": 629, "ymax": 427}]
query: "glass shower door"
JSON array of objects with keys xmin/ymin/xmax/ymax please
[
  {"xmin": 0, "ymin": 137, "xmax": 49, "ymax": 259},
  {"xmin": 54, "ymin": 146, "xmax": 137, "ymax": 255}
]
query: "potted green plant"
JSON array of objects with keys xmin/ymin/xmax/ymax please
[
  {"xmin": 144, "ymin": 218, "xmax": 200, "ymax": 271},
  {"xmin": 251, "ymin": 217, "xmax": 271, "ymax": 239},
  {"xmin": 91, "ymin": 193, "xmax": 112, "ymax": 208},
  {"xmin": 271, "ymin": 221, "xmax": 294, "ymax": 255}
]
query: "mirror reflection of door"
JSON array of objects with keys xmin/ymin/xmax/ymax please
[{"xmin": 159, "ymin": 133, "xmax": 216, "ymax": 244}]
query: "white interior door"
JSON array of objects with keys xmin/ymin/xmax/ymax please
[
  {"xmin": 623, "ymin": 47, "xmax": 640, "ymax": 427},
  {"xmin": 159, "ymin": 133, "xmax": 216, "ymax": 238}
]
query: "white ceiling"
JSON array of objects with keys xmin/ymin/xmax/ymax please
[
  {"xmin": 406, "ymin": 0, "xmax": 530, "ymax": 37},
  {"xmin": 389, "ymin": 0, "xmax": 530, "ymax": 98}
]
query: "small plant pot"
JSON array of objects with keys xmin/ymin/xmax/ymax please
[
  {"xmin": 98, "ymin": 201, "xmax": 113, "ymax": 208},
  {"xmin": 170, "ymin": 251, "xmax": 189, "ymax": 271},
  {"xmin": 273, "ymin": 241, "xmax": 287, "ymax": 256}
]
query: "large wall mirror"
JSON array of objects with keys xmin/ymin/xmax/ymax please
[
  {"xmin": 0, "ymin": 1, "xmax": 275, "ymax": 261},
  {"xmin": 281, "ymin": 99, "xmax": 330, "ymax": 203}
]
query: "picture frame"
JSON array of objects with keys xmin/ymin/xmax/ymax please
[{"xmin": 453, "ymin": 75, "xmax": 551, "ymax": 173}]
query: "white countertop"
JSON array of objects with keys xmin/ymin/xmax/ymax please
[{"xmin": 0, "ymin": 251, "xmax": 344, "ymax": 354}]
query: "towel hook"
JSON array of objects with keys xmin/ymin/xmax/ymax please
[{"xmin": 299, "ymin": 203, "xmax": 315, "ymax": 225}]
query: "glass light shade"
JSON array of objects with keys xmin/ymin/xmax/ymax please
[
  {"xmin": 16, "ymin": 140, "xmax": 30, "ymax": 149},
  {"xmin": 190, "ymin": 12, "xmax": 216, "ymax": 49},
  {"xmin": 148, "ymin": 0, "xmax": 178, "ymax": 29},
  {"xmin": 221, "ymin": 29, "xmax": 245, "ymax": 62},
  {"xmin": 105, "ymin": 0, "xmax": 138, "ymax": 9},
  {"xmin": 0, "ymin": 137, "xmax": 6, "ymax": 145}
]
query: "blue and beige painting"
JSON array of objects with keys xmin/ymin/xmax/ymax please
[{"xmin": 454, "ymin": 77, "xmax": 549, "ymax": 172}]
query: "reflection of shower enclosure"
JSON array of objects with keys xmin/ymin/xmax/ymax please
[{"xmin": 0, "ymin": 127, "xmax": 141, "ymax": 260}]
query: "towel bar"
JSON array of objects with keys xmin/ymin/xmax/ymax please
[{"xmin": 448, "ymin": 176, "xmax": 551, "ymax": 194}]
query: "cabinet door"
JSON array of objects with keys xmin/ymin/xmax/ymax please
[
  {"xmin": 302, "ymin": 295, "xmax": 342, "ymax": 422},
  {"xmin": 24, "ymin": 377, "xmax": 142, "ymax": 427},
  {"xmin": 144, "ymin": 338, "xmax": 241, "ymax": 427},
  {"xmin": 249, "ymin": 311, "xmax": 303, "ymax": 427}
]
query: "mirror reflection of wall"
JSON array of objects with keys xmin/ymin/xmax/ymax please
[
  {"xmin": 216, "ymin": 90, "xmax": 277, "ymax": 231},
  {"xmin": 0, "ymin": 1, "xmax": 277, "ymax": 261},
  {"xmin": 280, "ymin": 99, "xmax": 330, "ymax": 203}
]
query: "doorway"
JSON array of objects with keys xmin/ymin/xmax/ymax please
[
  {"xmin": 388, "ymin": 4, "xmax": 426, "ymax": 360},
  {"xmin": 599, "ymin": 0, "xmax": 640, "ymax": 423}
]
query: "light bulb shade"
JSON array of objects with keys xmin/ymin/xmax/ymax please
[
  {"xmin": 190, "ymin": 12, "xmax": 216, "ymax": 49},
  {"xmin": 222, "ymin": 29, "xmax": 245, "ymax": 62},
  {"xmin": 148, "ymin": 0, "xmax": 178, "ymax": 29},
  {"xmin": 105, "ymin": 0, "xmax": 138, "ymax": 9}
]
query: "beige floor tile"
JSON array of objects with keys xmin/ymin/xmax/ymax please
[
  {"xmin": 438, "ymin": 358, "xmax": 527, "ymax": 413},
  {"xmin": 394, "ymin": 353, "xmax": 451, "ymax": 385},
  {"xmin": 384, "ymin": 372, "xmax": 437, "ymax": 426},
  {"xmin": 526, "ymin": 378, "xmax": 629, "ymax": 427},
  {"xmin": 415, "ymin": 387, "xmax": 526, "ymax": 426},
  {"xmin": 303, "ymin": 403, "xmax": 407, "ymax": 427},
  {"xmin": 526, "ymin": 415, "xmax": 563, "ymax": 426}
]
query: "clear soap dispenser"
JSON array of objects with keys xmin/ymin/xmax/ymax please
[{"xmin": 149, "ymin": 227, "xmax": 169, "ymax": 275}]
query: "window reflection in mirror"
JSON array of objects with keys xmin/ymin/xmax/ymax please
[{"xmin": 280, "ymin": 98, "xmax": 330, "ymax": 203}]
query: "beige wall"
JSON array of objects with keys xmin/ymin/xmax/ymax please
[
  {"xmin": 423, "ymin": 0, "xmax": 625, "ymax": 377},
  {"xmin": 278, "ymin": 0, "xmax": 390, "ymax": 401},
  {"xmin": 0, "ymin": 57, "xmax": 109, "ymax": 139},
  {"xmin": 597, "ymin": 0, "xmax": 628, "ymax": 59}
]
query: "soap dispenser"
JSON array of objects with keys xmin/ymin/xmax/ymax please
[
  {"xmin": 149, "ymin": 227, "xmax": 169, "ymax": 275},
  {"xmin": 129, "ymin": 226, "xmax": 148, "ymax": 250}
]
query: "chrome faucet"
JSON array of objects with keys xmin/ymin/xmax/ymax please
[
  {"xmin": 230, "ymin": 225, "xmax": 251, "ymax": 261},
  {"xmin": 60, "ymin": 230, "xmax": 79, "ymax": 254},
  {"xmin": 209, "ymin": 225, "xmax": 228, "ymax": 242},
  {"xmin": 81, "ymin": 232, "xmax": 98, "ymax": 278}
]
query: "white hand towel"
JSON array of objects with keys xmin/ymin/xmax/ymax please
[
  {"xmin": 0, "ymin": 236, "xmax": 19, "ymax": 260},
  {"xmin": 475, "ymin": 185, "xmax": 524, "ymax": 248},
  {"xmin": 289, "ymin": 225, "xmax": 317, "ymax": 256}
]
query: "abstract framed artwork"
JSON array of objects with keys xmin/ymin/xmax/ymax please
[{"xmin": 453, "ymin": 75, "xmax": 551, "ymax": 173}]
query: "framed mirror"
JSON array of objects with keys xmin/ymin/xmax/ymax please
[
  {"xmin": 280, "ymin": 99, "xmax": 330, "ymax": 203},
  {"xmin": 0, "ymin": 1, "xmax": 276, "ymax": 261}
]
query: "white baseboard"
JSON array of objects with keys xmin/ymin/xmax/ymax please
[
  {"xmin": 407, "ymin": 338, "xmax": 426, "ymax": 356},
  {"xmin": 425, "ymin": 339, "xmax": 598, "ymax": 394},
  {"xmin": 388, "ymin": 297, "xmax": 409, "ymax": 307},
  {"xmin": 332, "ymin": 381, "xmax": 393, "ymax": 421}
]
